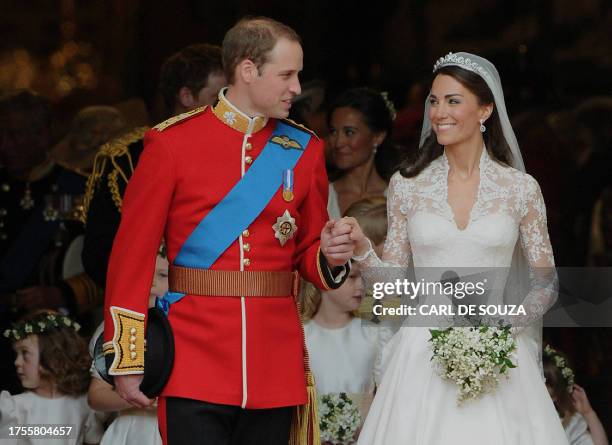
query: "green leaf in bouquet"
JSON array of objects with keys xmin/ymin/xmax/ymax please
[{"xmin": 429, "ymin": 329, "xmax": 442, "ymax": 339}]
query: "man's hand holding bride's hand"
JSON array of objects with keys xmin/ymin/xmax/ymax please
[
  {"xmin": 338, "ymin": 217, "xmax": 371, "ymax": 258},
  {"xmin": 320, "ymin": 218, "xmax": 357, "ymax": 266}
]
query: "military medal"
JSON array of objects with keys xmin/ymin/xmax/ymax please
[
  {"xmin": 273, "ymin": 210, "xmax": 297, "ymax": 246},
  {"xmin": 282, "ymin": 169, "xmax": 294, "ymax": 202}
]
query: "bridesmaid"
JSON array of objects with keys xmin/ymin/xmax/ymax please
[{"xmin": 327, "ymin": 88, "xmax": 395, "ymax": 218}]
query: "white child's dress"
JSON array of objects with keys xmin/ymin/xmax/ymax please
[
  {"xmin": 99, "ymin": 409, "xmax": 161, "ymax": 445},
  {"xmin": 305, "ymin": 316, "xmax": 393, "ymax": 442},
  {"xmin": 564, "ymin": 413, "xmax": 595, "ymax": 445},
  {"xmin": 305, "ymin": 318, "xmax": 391, "ymax": 395},
  {"xmin": 0, "ymin": 391, "xmax": 103, "ymax": 444}
]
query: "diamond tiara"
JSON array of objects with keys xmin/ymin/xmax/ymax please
[{"xmin": 433, "ymin": 52, "xmax": 491, "ymax": 80}]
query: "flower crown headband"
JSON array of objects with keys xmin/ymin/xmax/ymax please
[
  {"xmin": 3, "ymin": 313, "xmax": 81, "ymax": 341},
  {"xmin": 544, "ymin": 344, "xmax": 575, "ymax": 393},
  {"xmin": 380, "ymin": 91, "xmax": 397, "ymax": 121}
]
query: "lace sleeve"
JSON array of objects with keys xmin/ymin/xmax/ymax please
[
  {"xmin": 520, "ymin": 176, "xmax": 555, "ymax": 268},
  {"xmin": 356, "ymin": 173, "xmax": 413, "ymax": 268},
  {"xmin": 355, "ymin": 173, "xmax": 412, "ymax": 310},
  {"xmin": 512, "ymin": 175, "xmax": 558, "ymax": 328}
]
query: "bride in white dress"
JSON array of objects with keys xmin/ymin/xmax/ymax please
[{"xmin": 344, "ymin": 52, "xmax": 570, "ymax": 445}]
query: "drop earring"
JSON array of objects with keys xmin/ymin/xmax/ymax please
[{"xmin": 479, "ymin": 119, "xmax": 486, "ymax": 133}]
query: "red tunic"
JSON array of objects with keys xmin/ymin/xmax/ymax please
[{"xmin": 104, "ymin": 92, "xmax": 337, "ymax": 409}]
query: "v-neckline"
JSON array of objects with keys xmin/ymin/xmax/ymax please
[{"xmin": 442, "ymin": 148, "xmax": 486, "ymax": 232}]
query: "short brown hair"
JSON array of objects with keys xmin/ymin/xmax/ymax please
[
  {"xmin": 158, "ymin": 44, "xmax": 223, "ymax": 116},
  {"xmin": 222, "ymin": 16, "xmax": 301, "ymax": 84}
]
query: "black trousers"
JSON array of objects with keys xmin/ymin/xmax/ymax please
[{"xmin": 159, "ymin": 397, "xmax": 293, "ymax": 445}]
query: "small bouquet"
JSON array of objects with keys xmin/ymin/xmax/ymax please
[
  {"xmin": 318, "ymin": 392, "xmax": 361, "ymax": 445},
  {"xmin": 429, "ymin": 326, "xmax": 517, "ymax": 404}
]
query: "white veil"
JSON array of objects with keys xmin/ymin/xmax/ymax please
[{"xmin": 419, "ymin": 52, "xmax": 545, "ymax": 366}]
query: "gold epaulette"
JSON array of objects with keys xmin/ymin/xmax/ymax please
[
  {"xmin": 153, "ymin": 106, "xmax": 208, "ymax": 132},
  {"xmin": 281, "ymin": 118, "xmax": 320, "ymax": 140},
  {"xmin": 99, "ymin": 126, "xmax": 149, "ymax": 158},
  {"xmin": 80, "ymin": 127, "xmax": 149, "ymax": 223}
]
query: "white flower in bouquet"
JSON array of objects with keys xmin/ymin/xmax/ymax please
[
  {"xmin": 318, "ymin": 392, "xmax": 361, "ymax": 445},
  {"xmin": 429, "ymin": 326, "xmax": 517, "ymax": 404}
]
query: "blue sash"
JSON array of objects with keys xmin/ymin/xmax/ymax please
[{"xmin": 157, "ymin": 120, "xmax": 311, "ymax": 313}]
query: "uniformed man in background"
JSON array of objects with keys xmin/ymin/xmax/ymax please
[{"xmin": 82, "ymin": 43, "xmax": 226, "ymax": 287}]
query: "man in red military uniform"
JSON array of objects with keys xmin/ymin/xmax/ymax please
[{"xmin": 104, "ymin": 17, "xmax": 354, "ymax": 445}]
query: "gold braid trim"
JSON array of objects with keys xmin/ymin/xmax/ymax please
[
  {"xmin": 281, "ymin": 117, "xmax": 320, "ymax": 141},
  {"xmin": 107, "ymin": 306, "xmax": 146, "ymax": 375},
  {"xmin": 80, "ymin": 152, "xmax": 108, "ymax": 223},
  {"xmin": 290, "ymin": 294, "xmax": 321, "ymax": 445},
  {"xmin": 107, "ymin": 169, "xmax": 123, "ymax": 212},
  {"xmin": 81, "ymin": 127, "xmax": 149, "ymax": 221},
  {"xmin": 153, "ymin": 106, "xmax": 207, "ymax": 132},
  {"xmin": 101, "ymin": 127, "xmax": 149, "ymax": 158}
]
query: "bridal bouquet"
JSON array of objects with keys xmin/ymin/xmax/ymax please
[
  {"xmin": 429, "ymin": 326, "xmax": 517, "ymax": 404},
  {"xmin": 318, "ymin": 392, "xmax": 361, "ymax": 445}
]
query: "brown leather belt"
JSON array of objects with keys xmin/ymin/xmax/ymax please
[{"xmin": 168, "ymin": 266, "xmax": 298, "ymax": 297}]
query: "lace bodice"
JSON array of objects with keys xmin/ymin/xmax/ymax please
[{"xmin": 359, "ymin": 148, "xmax": 556, "ymax": 327}]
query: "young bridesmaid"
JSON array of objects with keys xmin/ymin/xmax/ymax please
[
  {"xmin": 544, "ymin": 345, "xmax": 608, "ymax": 445},
  {"xmin": 302, "ymin": 261, "xmax": 393, "ymax": 444},
  {"xmin": 1, "ymin": 310, "xmax": 103, "ymax": 444}
]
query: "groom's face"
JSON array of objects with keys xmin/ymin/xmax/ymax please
[{"xmin": 246, "ymin": 38, "xmax": 303, "ymax": 119}]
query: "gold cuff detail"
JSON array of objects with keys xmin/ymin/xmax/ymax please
[{"xmin": 108, "ymin": 306, "xmax": 145, "ymax": 375}]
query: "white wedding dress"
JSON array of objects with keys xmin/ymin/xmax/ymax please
[{"xmin": 357, "ymin": 149, "xmax": 569, "ymax": 445}]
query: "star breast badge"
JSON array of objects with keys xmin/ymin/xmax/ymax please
[{"xmin": 272, "ymin": 210, "xmax": 298, "ymax": 246}]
